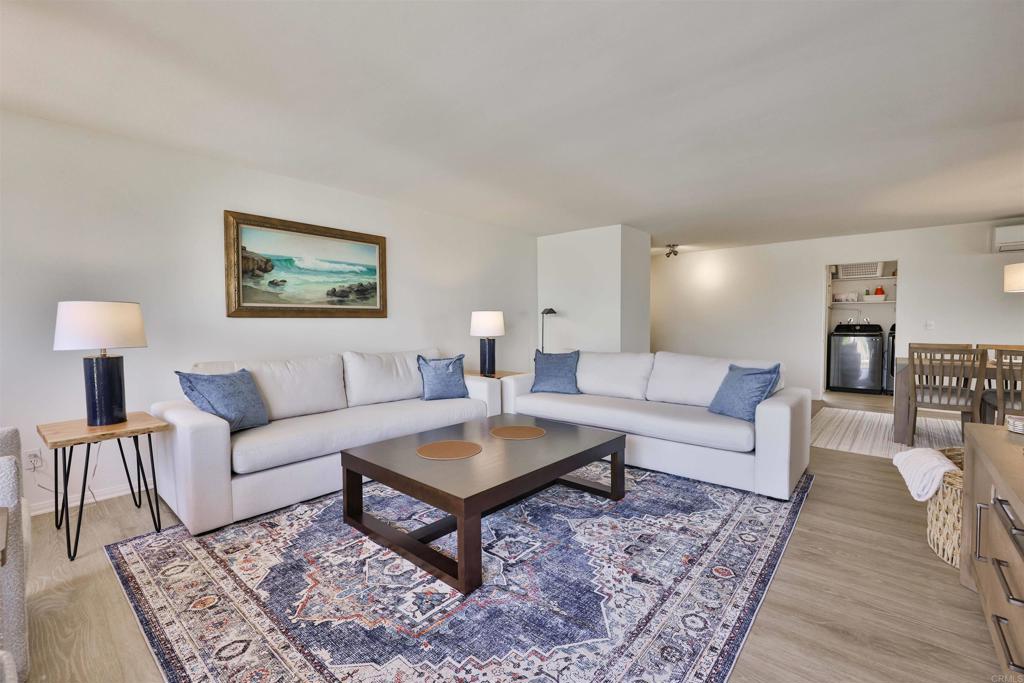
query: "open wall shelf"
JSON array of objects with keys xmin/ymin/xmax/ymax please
[
  {"xmin": 829, "ymin": 300, "xmax": 896, "ymax": 307},
  {"xmin": 832, "ymin": 275, "xmax": 898, "ymax": 282}
]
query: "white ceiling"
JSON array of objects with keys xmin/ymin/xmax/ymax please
[{"xmin": 3, "ymin": 1, "xmax": 1022, "ymax": 248}]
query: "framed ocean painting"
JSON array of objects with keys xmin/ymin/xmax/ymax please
[{"xmin": 224, "ymin": 211, "xmax": 387, "ymax": 318}]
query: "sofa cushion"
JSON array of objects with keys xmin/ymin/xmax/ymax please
[
  {"xmin": 175, "ymin": 369, "xmax": 269, "ymax": 432},
  {"xmin": 231, "ymin": 396, "xmax": 485, "ymax": 474},
  {"xmin": 343, "ymin": 348, "xmax": 438, "ymax": 407},
  {"xmin": 577, "ymin": 352, "xmax": 654, "ymax": 400},
  {"xmin": 418, "ymin": 354, "xmax": 469, "ymax": 400},
  {"xmin": 531, "ymin": 350, "xmax": 580, "ymax": 394},
  {"xmin": 645, "ymin": 352, "xmax": 785, "ymax": 407},
  {"xmin": 192, "ymin": 355, "xmax": 346, "ymax": 420},
  {"xmin": 708, "ymin": 364, "xmax": 782, "ymax": 422},
  {"xmin": 515, "ymin": 392, "xmax": 755, "ymax": 452}
]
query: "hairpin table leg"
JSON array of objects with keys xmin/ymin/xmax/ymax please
[
  {"xmin": 117, "ymin": 438, "xmax": 142, "ymax": 508},
  {"xmin": 53, "ymin": 445, "xmax": 74, "ymax": 530},
  {"xmin": 53, "ymin": 448, "xmax": 63, "ymax": 529},
  {"xmin": 63, "ymin": 443, "xmax": 91, "ymax": 561},
  {"xmin": 133, "ymin": 434, "xmax": 161, "ymax": 532}
]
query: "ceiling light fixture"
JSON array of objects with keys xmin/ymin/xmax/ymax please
[{"xmin": 665, "ymin": 244, "xmax": 679, "ymax": 258}]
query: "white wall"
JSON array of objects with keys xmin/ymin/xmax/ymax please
[
  {"xmin": 652, "ymin": 221, "xmax": 1024, "ymax": 397},
  {"xmin": 0, "ymin": 112, "xmax": 538, "ymax": 513},
  {"xmin": 619, "ymin": 225, "xmax": 652, "ymax": 352},
  {"xmin": 538, "ymin": 226, "xmax": 622, "ymax": 352},
  {"xmin": 537, "ymin": 224, "xmax": 651, "ymax": 353}
]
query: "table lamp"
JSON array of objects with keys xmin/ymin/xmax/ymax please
[
  {"xmin": 1005, "ymin": 263, "xmax": 1024, "ymax": 293},
  {"xmin": 54, "ymin": 301, "xmax": 147, "ymax": 426},
  {"xmin": 470, "ymin": 311, "xmax": 505, "ymax": 377}
]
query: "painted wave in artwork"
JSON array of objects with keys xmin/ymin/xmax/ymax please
[{"xmin": 242, "ymin": 253, "xmax": 378, "ymax": 306}]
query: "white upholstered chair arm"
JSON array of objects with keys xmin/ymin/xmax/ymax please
[
  {"xmin": 0, "ymin": 427, "xmax": 28, "ymax": 681},
  {"xmin": 500, "ymin": 373, "xmax": 535, "ymax": 414},
  {"xmin": 464, "ymin": 375, "xmax": 501, "ymax": 416},
  {"xmin": 753, "ymin": 387, "xmax": 811, "ymax": 500},
  {"xmin": 150, "ymin": 400, "xmax": 233, "ymax": 535}
]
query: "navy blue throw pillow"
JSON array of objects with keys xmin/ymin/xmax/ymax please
[
  {"xmin": 531, "ymin": 350, "xmax": 581, "ymax": 394},
  {"xmin": 417, "ymin": 354, "xmax": 469, "ymax": 400},
  {"xmin": 708, "ymin": 364, "xmax": 781, "ymax": 422},
  {"xmin": 175, "ymin": 369, "xmax": 269, "ymax": 432}
]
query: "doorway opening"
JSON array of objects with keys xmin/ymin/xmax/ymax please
[{"xmin": 824, "ymin": 260, "xmax": 898, "ymax": 396}]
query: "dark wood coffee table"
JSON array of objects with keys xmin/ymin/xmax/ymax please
[{"xmin": 341, "ymin": 414, "xmax": 626, "ymax": 594}]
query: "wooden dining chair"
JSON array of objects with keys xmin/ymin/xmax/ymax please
[
  {"xmin": 907, "ymin": 344, "xmax": 986, "ymax": 445},
  {"xmin": 982, "ymin": 348, "xmax": 1024, "ymax": 426},
  {"xmin": 977, "ymin": 344, "xmax": 1024, "ymax": 399}
]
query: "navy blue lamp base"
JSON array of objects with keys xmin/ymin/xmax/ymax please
[
  {"xmin": 479, "ymin": 338, "xmax": 496, "ymax": 377},
  {"xmin": 84, "ymin": 355, "xmax": 127, "ymax": 426}
]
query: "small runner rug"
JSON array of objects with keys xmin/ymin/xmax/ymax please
[
  {"xmin": 107, "ymin": 464, "xmax": 812, "ymax": 682},
  {"xmin": 811, "ymin": 407, "xmax": 962, "ymax": 459}
]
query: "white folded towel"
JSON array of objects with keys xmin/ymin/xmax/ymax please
[{"xmin": 893, "ymin": 448, "xmax": 959, "ymax": 502}]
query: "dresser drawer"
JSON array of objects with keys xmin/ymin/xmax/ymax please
[
  {"xmin": 984, "ymin": 498, "xmax": 1024, "ymax": 606},
  {"xmin": 978, "ymin": 496, "xmax": 1024, "ymax": 673},
  {"xmin": 962, "ymin": 425, "xmax": 1024, "ymax": 675}
]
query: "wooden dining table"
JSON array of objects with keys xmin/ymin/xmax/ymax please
[{"xmin": 892, "ymin": 357, "xmax": 999, "ymax": 445}]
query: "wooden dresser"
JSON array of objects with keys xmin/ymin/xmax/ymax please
[{"xmin": 962, "ymin": 423, "xmax": 1024, "ymax": 674}]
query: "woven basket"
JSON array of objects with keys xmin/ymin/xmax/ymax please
[{"xmin": 926, "ymin": 447, "xmax": 964, "ymax": 569}]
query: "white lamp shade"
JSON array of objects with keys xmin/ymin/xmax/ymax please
[
  {"xmin": 470, "ymin": 310, "xmax": 505, "ymax": 337},
  {"xmin": 1005, "ymin": 263, "xmax": 1024, "ymax": 293},
  {"xmin": 53, "ymin": 301, "xmax": 147, "ymax": 351}
]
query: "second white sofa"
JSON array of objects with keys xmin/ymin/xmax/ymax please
[
  {"xmin": 502, "ymin": 351, "xmax": 810, "ymax": 500},
  {"xmin": 152, "ymin": 349, "xmax": 501, "ymax": 535}
]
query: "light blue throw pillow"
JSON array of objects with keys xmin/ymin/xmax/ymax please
[
  {"xmin": 708, "ymin": 364, "xmax": 781, "ymax": 422},
  {"xmin": 417, "ymin": 354, "xmax": 469, "ymax": 400},
  {"xmin": 175, "ymin": 369, "xmax": 269, "ymax": 432},
  {"xmin": 531, "ymin": 350, "xmax": 581, "ymax": 394}
]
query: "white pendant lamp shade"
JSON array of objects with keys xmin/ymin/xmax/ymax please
[
  {"xmin": 470, "ymin": 310, "xmax": 505, "ymax": 337},
  {"xmin": 1005, "ymin": 263, "xmax": 1024, "ymax": 293},
  {"xmin": 53, "ymin": 301, "xmax": 148, "ymax": 351}
]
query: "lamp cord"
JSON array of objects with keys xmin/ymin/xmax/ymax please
[{"xmin": 28, "ymin": 442, "xmax": 103, "ymax": 509}]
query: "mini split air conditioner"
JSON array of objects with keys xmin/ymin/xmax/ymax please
[{"xmin": 992, "ymin": 225, "xmax": 1024, "ymax": 253}]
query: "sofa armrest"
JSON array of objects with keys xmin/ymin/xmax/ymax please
[
  {"xmin": 753, "ymin": 387, "xmax": 811, "ymax": 500},
  {"xmin": 465, "ymin": 375, "xmax": 501, "ymax": 417},
  {"xmin": 500, "ymin": 373, "xmax": 535, "ymax": 414},
  {"xmin": 151, "ymin": 400, "xmax": 234, "ymax": 534}
]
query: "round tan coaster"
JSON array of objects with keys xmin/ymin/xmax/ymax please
[
  {"xmin": 416, "ymin": 440, "xmax": 482, "ymax": 460},
  {"xmin": 490, "ymin": 425, "xmax": 547, "ymax": 440}
]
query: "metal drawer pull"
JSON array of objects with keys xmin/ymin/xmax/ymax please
[
  {"xmin": 978, "ymin": 503, "xmax": 990, "ymax": 561},
  {"xmin": 993, "ymin": 615, "xmax": 1024, "ymax": 673},
  {"xmin": 993, "ymin": 498, "xmax": 1024, "ymax": 560},
  {"xmin": 992, "ymin": 559, "xmax": 1024, "ymax": 607},
  {"xmin": 994, "ymin": 498, "xmax": 1024, "ymax": 532}
]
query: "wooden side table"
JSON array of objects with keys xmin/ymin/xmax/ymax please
[{"xmin": 36, "ymin": 412, "xmax": 171, "ymax": 560}]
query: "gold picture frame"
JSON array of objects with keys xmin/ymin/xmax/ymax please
[{"xmin": 224, "ymin": 211, "xmax": 387, "ymax": 318}]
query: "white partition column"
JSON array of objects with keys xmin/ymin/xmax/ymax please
[{"xmin": 537, "ymin": 224, "xmax": 651, "ymax": 354}]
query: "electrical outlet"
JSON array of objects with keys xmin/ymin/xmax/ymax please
[{"xmin": 24, "ymin": 449, "xmax": 43, "ymax": 472}]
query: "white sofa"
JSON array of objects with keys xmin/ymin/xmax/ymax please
[
  {"xmin": 152, "ymin": 349, "xmax": 500, "ymax": 535},
  {"xmin": 501, "ymin": 351, "xmax": 810, "ymax": 500}
]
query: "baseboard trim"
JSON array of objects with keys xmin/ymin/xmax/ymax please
[{"xmin": 29, "ymin": 481, "xmax": 136, "ymax": 517}]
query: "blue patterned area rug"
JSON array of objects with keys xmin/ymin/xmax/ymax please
[{"xmin": 107, "ymin": 465, "xmax": 812, "ymax": 682}]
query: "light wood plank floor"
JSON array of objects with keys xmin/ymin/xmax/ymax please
[
  {"xmin": 822, "ymin": 389, "xmax": 896, "ymax": 413},
  {"xmin": 26, "ymin": 403, "xmax": 997, "ymax": 682}
]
